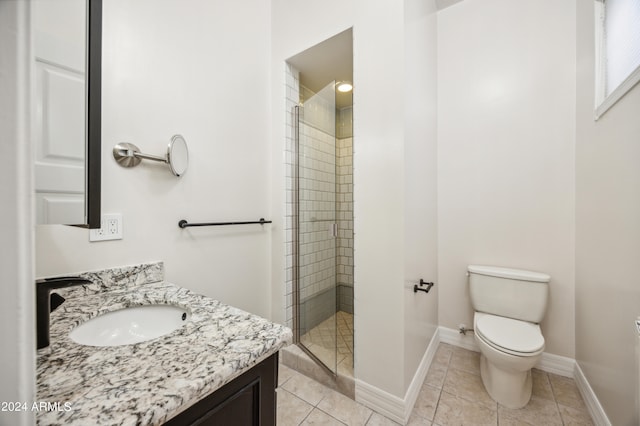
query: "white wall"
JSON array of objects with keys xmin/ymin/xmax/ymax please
[
  {"xmin": 352, "ymin": 0, "xmax": 407, "ymax": 398},
  {"xmin": 437, "ymin": 0, "xmax": 576, "ymax": 357},
  {"xmin": 575, "ymin": 1, "xmax": 640, "ymax": 424},
  {"xmin": 403, "ymin": 0, "xmax": 439, "ymax": 390},
  {"xmin": 0, "ymin": 2, "xmax": 35, "ymax": 425},
  {"xmin": 35, "ymin": 0, "xmax": 273, "ymax": 319}
]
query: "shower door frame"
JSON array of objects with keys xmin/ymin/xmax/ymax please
[{"xmin": 291, "ymin": 82, "xmax": 339, "ymax": 377}]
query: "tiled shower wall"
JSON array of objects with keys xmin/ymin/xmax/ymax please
[
  {"xmin": 284, "ymin": 64, "xmax": 299, "ymax": 331},
  {"xmin": 336, "ymin": 107, "xmax": 353, "ymax": 314},
  {"xmin": 284, "ymin": 64, "xmax": 354, "ymax": 331}
]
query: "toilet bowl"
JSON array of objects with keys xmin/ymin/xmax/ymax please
[
  {"xmin": 468, "ymin": 265, "xmax": 550, "ymax": 409},
  {"xmin": 474, "ymin": 312, "xmax": 544, "ymax": 408}
]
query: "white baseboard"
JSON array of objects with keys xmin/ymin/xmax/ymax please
[
  {"xmin": 438, "ymin": 325, "xmax": 479, "ymax": 351},
  {"xmin": 574, "ymin": 362, "xmax": 612, "ymax": 426},
  {"xmin": 355, "ymin": 378, "xmax": 406, "ymax": 424},
  {"xmin": 402, "ymin": 328, "xmax": 441, "ymax": 422},
  {"xmin": 438, "ymin": 326, "xmax": 576, "ymax": 377},
  {"xmin": 536, "ymin": 351, "xmax": 575, "ymax": 378},
  {"xmin": 355, "ymin": 329, "xmax": 441, "ymax": 424}
]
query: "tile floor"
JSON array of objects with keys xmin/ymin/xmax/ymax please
[{"xmin": 277, "ymin": 342, "xmax": 595, "ymax": 425}]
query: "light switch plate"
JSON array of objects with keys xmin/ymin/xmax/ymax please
[{"xmin": 89, "ymin": 214, "xmax": 123, "ymax": 242}]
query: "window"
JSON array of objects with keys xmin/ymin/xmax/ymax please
[{"xmin": 594, "ymin": 0, "xmax": 640, "ymax": 119}]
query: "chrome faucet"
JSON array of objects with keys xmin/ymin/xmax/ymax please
[{"xmin": 36, "ymin": 276, "xmax": 92, "ymax": 349}]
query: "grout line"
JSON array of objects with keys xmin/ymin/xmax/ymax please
[
  {"xmin": 363, "ymin": 410, "xmax": 373, "ymax": 425},
  {"xmin": 547, "ymin": 371, "xmax": 566, "ymax": 425},
  {"xmin": 278, "ymin": 388, "xmax": 316, "ymax": 426},
  {"xmin": 297, "ymin": 408, "xmax": 313, "ymax": 426},
  {"xmin": 430, "ymin": 384, "xmax": 444, "ymax": 425},
  {"xmin": 314, "ymin": 405, "xmax": 349, "ymax": 426}
]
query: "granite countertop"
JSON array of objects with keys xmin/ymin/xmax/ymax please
[{"xmin": 36, "ymin": 268, "xmax": 292, "ymax": 426}]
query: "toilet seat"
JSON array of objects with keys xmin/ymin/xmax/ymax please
[{"xmin": 475, "ymin": 313, "xmax": 544, "ymax": 356}]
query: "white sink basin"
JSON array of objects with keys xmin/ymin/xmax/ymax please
[{"xmin": 69, "ymin": 304, "xmax": 189, "ymax": 347}]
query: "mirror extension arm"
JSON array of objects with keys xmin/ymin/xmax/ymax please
[{"xmin": 113, "ymin": 143, "xmax": 167, "ymax": 165}]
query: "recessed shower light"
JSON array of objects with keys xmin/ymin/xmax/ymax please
[{"xmin": 337, "ymin": 82, "xmax": 353, "ymax": 93}]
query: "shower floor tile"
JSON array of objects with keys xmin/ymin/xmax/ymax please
[{"xmin": 300, "ymin": 311, "xmax": 354, "ymax": 378}]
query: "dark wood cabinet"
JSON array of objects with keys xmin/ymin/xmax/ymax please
[{"xmin": 165, "ymin": 353, "xmax": 278, "ymax": 426}]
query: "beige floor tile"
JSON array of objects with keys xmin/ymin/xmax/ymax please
[
  {"xmin": 424, "ymin": 362, "xmax": 448, "ymax": 389},
  {"xmin": 281, "ymin": 370, "xmax": 330, "ymax": 406},
  {"xmin": 365, "ymin": 412, "xmax": 401, "ymax": 426},
  {"xmin": 548, "ymin": 373, "xmax": 587, "ymax": 410},
  {"xmin": 406, "ymin": 411, "xmax": 432, "ymax": 425},
  {"xmin": 433, "ymin": 391, "xmax": 497, "ymax": 426},
  {"xmin": 281, "ymin": 342, "xmax": 598, "ymax": 426},
  {"xmin": 301, "ymin": 408, "xmax": 346, "ymax": 425},
  {"xmin": 434, "ymin": 344, "xmax": 453, "ymax": 366},
  {"xmin": 412, "ymin": 384, "xmax": 441, "ymax": 421},
  {"xmin": 449, "ymin": 344, "xmax": 474, "ymax": 355},
  {"xmin": 278, "ymin": 364, "xmax": 296, "ymax": 387},
  {"xmin": 276, "ymin": 388, "xmax": 314, "ymax": 426},
  {"xmin": 558, "ymin": 403, "xmax": 595, "ymax": 426},
  {"xmin": 498, "ymin": 396, "xmax": 562, "ymax": 425},
  {"xmin": 317, "ymin": 388, "xmax": 372, "ymax": 425},
  {"xmin": 442, "ymin": 368, "xmax": 497, "ymax": 411},
  {"xmin": 531, "ymin": 369, "xmax": 554, "ymax": 401},
  {"xmin": 448, "ymin": 348, "xmax": 480, "ymax": 375}
]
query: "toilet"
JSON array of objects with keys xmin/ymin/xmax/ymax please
[{"xmin": 468, "ymin": 265, "xmax": 550, "ymax": 409}]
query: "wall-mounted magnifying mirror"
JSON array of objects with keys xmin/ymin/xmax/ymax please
[
  {"xmin": 167, "ymin": 135, "xmax": 189, "ymax": 176},
  {"xmin": 113, "ymin": 135, "xmax": 189, "ymax": 177}
]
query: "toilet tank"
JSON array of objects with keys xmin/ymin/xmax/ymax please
[{"xmin": 468, "ymin": 265, "xmax": 550, "ymax": 323}]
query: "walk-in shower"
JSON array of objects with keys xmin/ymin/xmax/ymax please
[{"xmin": 283, "ymin": 28, "xmax": 354, "ymax": 395}]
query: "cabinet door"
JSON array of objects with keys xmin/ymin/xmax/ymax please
[
  {"xmin": 191, "ymin": 380, "xmax": 259, "ymax": 426},
  {"xmin": 165, "ymin": 353, "xmax": 277, "ymax": 426}
]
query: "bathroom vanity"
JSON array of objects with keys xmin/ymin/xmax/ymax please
[
  {"xmin": 164, "ymin": 354, "xmax": 277, "ymax": 425},
  {"xmin": 36, "ymin": 262, "xmax": 292, "ymax": 425}
]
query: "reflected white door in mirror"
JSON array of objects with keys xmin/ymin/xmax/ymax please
[{"xmin": 33, "ymin": 0, "xmax": 87, "ymax": 225}]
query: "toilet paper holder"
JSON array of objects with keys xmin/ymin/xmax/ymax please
[{"xmin": 414, "ymin": 279, "xmax": 434, "ymax": 294}]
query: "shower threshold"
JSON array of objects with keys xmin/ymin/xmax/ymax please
[{"xmin": 281, "ymin": 311, "xmax": 354, "ymax": 399}]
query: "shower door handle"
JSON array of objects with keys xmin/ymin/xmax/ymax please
[{"xmin": 329, "ymin": 223, "xmax": 338, "ymax": 238}]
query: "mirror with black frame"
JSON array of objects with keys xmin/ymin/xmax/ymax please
[{"xmin": 33, "ymin": 0, "xmax": 101, "ymax": 228}]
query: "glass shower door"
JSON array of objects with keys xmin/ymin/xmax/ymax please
[{"xmin": 295, "ymin": 81, "xmax": 338, "ymax": 375}]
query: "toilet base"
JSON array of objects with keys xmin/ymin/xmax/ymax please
[{"xmin": 479, "ymin": 353, "xmax": 532, "ymax": 409}]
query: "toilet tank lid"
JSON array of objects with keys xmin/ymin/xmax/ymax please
[{"xmin": 468, "ymin": 265, "xmax": 550, "ymax": 283}]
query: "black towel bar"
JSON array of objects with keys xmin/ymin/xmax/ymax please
[{"xmin": 178, "ymin": 218, "xmax": 272, "ymax": 228}]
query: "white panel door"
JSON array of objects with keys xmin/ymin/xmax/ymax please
[{"xmin": 34, "ymin": 60, "xmax": 85, "ymax": 225}]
